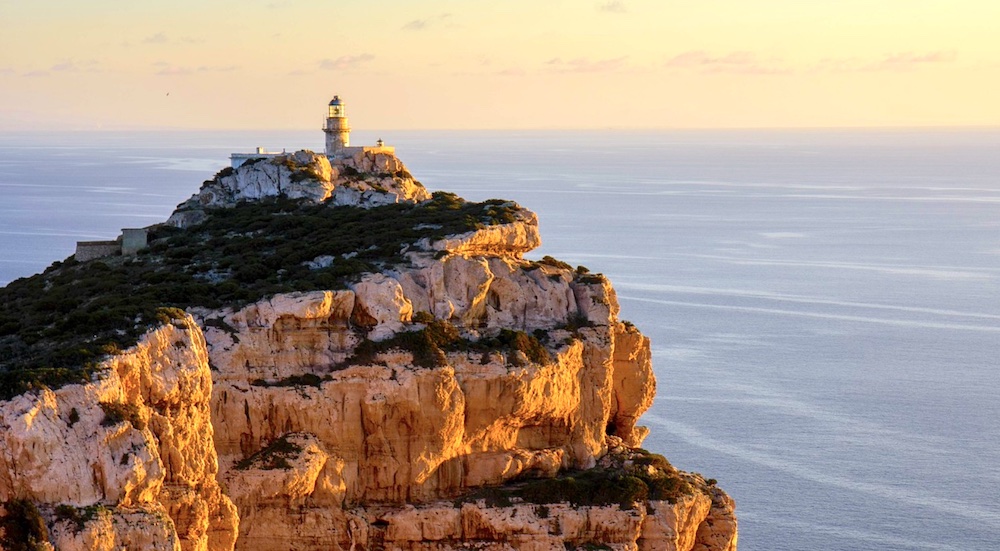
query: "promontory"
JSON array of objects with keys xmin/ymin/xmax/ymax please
[{"xmin": 0, "ymin": 97, "xmax": 737, "ymax": 551}]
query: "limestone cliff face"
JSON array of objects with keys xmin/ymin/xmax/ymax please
[
  {"xmin": 0, "ymin": 149, "xmax": 736, "ymax": 551},
  {"xmin": 197, "ymin": 259, "xmax": 736, "ymax": 550},
  {"xmin": 0, "ymin": 315, "xmax": 237, "ymax": 551},
  {"xmin": 168, "ymin": 149, "xmax": 431, "ymax": 229}
]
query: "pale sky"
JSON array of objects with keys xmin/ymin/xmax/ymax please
[{"xmin": 1, "ymin": 0, "xmax": 998, "ymax": 130}]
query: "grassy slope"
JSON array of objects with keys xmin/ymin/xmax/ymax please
[{"xmin": 0, "ymin": 192, "xmax": 520, "ymax": 398}]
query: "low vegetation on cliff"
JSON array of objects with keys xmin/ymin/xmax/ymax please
[
  {"xmin": 233, "ymin": 434, "xmax": 303, "ymax": 471},
  {"xmin": 345, "ymin": 315, "xmax": 551, "ymax": 369},
  {"xmin": 0, "ymin": 498, "xmax": 48, "ymax": 551},
  {"xmin": 460, "ymin": 448, "xmax": 699, "ymax": 510},
  {"xmin": 0, "ymin": 192, "xmax": 521, "ymax": 398}
]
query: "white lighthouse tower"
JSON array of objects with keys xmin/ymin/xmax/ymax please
[
  {"xmin": 232, "ymin": 94, "xmax": 393, "ymax": 167},
  {"xmin": 324, "ymin": 95, "xmax": 351, "ymax": 156}
]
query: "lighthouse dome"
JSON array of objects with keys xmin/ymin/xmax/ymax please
[{"xmin": 329, "ymin": 96, "xmax": 343, "ymax": 106}]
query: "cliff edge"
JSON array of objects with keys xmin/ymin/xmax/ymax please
[{"xmin": 0, "ymin": 150, "xmax": 736, "ymax": 550}]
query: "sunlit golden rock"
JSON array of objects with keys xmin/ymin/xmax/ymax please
[
  {"xmin": 0, "ymin": 148, "xmax": 736, "ymax": 550},
  {"xmin": 0, "ymin": 316, "xmax": 238, "ymax": 551}
]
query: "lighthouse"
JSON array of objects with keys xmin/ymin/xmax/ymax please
[
  {"xmin": 232, "ymin": 94, "xmax": 393, "ymax": 167},
  {"xmin": 324, "ymin": 95, "xmax": 351, "ymax": 156}
]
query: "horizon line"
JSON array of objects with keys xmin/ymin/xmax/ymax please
[{"xmin": 4, "ymin": 124, "xmax": 1000, "ymax": 133}]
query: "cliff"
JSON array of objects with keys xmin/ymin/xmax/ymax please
[
  {"xmin": 0, "ymin": 313, "xmax": 236, "ymax": 551},
  {"xmin": 0, "ymin": 149, "xmax": 736, "ymax": 550}
]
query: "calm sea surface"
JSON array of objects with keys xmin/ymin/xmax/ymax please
[{"xmin": 1, "ymin": 129, "xmax": 998, "ymax": 550}]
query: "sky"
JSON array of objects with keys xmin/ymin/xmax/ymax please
[{"xmin": 1, "ymin": 0, "xmax": 998, "ymax": 130}]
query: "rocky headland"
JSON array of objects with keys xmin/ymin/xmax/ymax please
[{"xmin": 0, "ymin": 148, "xmax": 737, "ymax": 550}]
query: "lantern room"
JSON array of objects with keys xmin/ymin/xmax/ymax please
[{"xmin": 328, "ymin": 96, "xmax": 345, "ymax": 118}]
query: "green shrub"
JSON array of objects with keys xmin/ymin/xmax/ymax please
[
  {"xmin": 154, "ymin": 307, "xmax": 186, "ymax": 323},
  {"xmin": 99, "ymin": 401, "xmax": 145, "ymax": 431},
  {"xmin": 538, "ymin": 255, "xmax": 572, "ymax": 271},
  {"xmin": 251, "ymin": 373, "xmax": 324, "ymax": 388},
  {"xmin": 54, "ymin": 504, "xmax": 108, "ymax": 533},
  {"xmin": 235, "ymin": 435, "xmax": 302, "ymax": 470},
  {"xmin": 0, "ymin": 366, "xmax": 102, "ymax": 402},
  {"xmin": 411, "ymin": 311, "xmax": 435, "ymax": 324},
  {"xmin": 498, "ymin": 329, "xmax": 551, "ymax": 365},
  {"xmin": 342, "ymin": 319, "xmax": 552, "ymax": 370},
  {"xmin": 347, "ymin": 326, "xmax": 450, "ymax": 369},
  {"xmin": 456, "ymin": 449, "xmax": 697, "ymax": 511},
  {"xmin": 645, "ymin": 473, "xmax": 692, "ymax": 502},
  {"xmin": 575, "ymin": 272, "xmax": 605, "ymax": 285},
  {"xmin": 0, "ymin": 499, "xmax": 48, "ymax": 551},
  {"xmin": 454, "ymin": 486, "xmax": 513, "ymax": 508},
  {"xmin": 562, "ymin": 312, "xmax": 595, "ymax": 334},
  {"xmin": 516, "ymin": 470, "xmax": 648, "ymax": 509},
  {"xmin": 633, "ymin": 451, "xmax": 671, "ymax": 471}
]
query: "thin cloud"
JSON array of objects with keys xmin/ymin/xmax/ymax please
[
  {"xmin": 812, "ymin": 57, "xmax": 862, "ymax": 73},
  {"xmin": 662, "ymin": 49, "xmax": 956, "ymax": 75},
  {"xmin": 440, "ymin": 13, "xmax": 461, "ymax": 29},
  {"xmin": 197, "ymin": 65, "xmax": 239, "ymax": 73},
  {"xmin": 665, "ymin": 51, "xmax": 790, "ymax": 75},
  {"xmin": 813, "ymin": 51, "xmax": 958, "ymax": 73},
  {"xmin": 23, "ymin": 71, "xmax": 50, "ymax": 78},
  {"xmin": 143, "ymin": 32, "xmax": 169, "ymax": 44},
  {"xmin": 495, "ymin": 68, "xmax": 527, "ymax": 76},
  {"xmin": 153, "ymin": 63, "xmax": 238, "ymax": 75},
  {"xmin": 546, "ymin": 56, "xmax": 628, "ymax": 73},
  {"xmin": 48, "ymin": 59, "xmax": 100, "ymax": 73},
  {"xmin": 870, "ymin": 51, "xmax": 957, "ymax": 71},
  {"xmin": 402, "ymin": 13, "xmax": 453, "ymax": 31},
  {"xmin": 666, "ymin": 51, "xmax": 753, "ymax": 67},
  {"xmin": 402, "ymin": 19, "xmax": 428, "ymax": 31},
  {"xmin": 598, "ymin": 1, "xmax": 627, "ymax": 13},
  {"xmin": 318, "ymin": 54, "xmax": 376, "ymax": 71},
  {"xmin": 156, "ymin": 67, "xmax": 193, "ymax": 76}
]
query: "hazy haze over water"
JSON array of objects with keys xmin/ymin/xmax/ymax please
[{"xmin": 1, "ymin": 129, "xmax": 998, "ymax": 550}]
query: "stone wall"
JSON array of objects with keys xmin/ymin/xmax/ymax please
[
  {"xmin": 74, "ymin": 228, "xmax": 149, "ymax": 262},
  {"xmin": 122, "ymin": 228, "xmax": 148, "ymax": 256},
  {"xmin": 330, "ymin": 144, "xmax": 395, "ymax": 159},
  {"xmin": 74, "ymin": 240, "xmax": 120, "ymax": 262}
]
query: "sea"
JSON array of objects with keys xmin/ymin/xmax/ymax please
[{"xmin": 1, "ymin": 129, "xmax": 998, "ymax": 550}]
